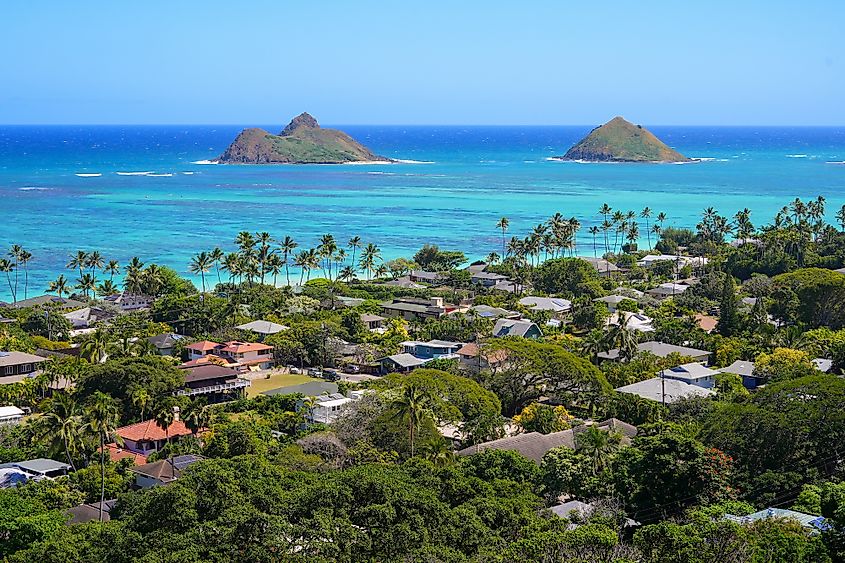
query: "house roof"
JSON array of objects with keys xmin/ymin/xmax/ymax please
[
  {"xmin": 67, "ymin": 500, "xmax": 116, "ymax": 524},
  {"xmin": 185, "ymin": 340, "xmax": 221, "ymax": 352},
  {"xmin": 579, "ymin": 257, "xmax": 620, "ymax": 272},
  {"xmin": 130, "ymin": 455, "xmax": 203, "ymax": 482},
  {"xmin": 492, "ymin": 280, "xmax": 518, "ymax": 293},
  {"xmin": 383, "ymin": 278, "xmax": 426, "ymax": 289},
  {"xmin": 718, "ymin": 360, "xmax": 755, "ymax": 377},
  {"xmin": 147, "ymin": 333, "xmax": 185, "ymax": 349},
  {"xmin": 470, "ymin": 304, "xmax": 519, "ymax": 318},
  {"xmin": 179, "ymin": 355, "xmax": 237, "ymax": 368},
  {"xmin": 695, "ymin": 313, "xmax": 719, "ymax": 332},
  {"xmin": 0, "ymin": 406, "xmax": 25, "ymax": 418},
  {"xmin": 471, "ymin": 271, "xmax": 508, "ymax": 281},
  {"xmin": 813, "ymin": 358, "xmax": 833, "ymax": 373},
  {"xmin": 235, "ymin": 320, "xmax": 288, "ymax": 334},
  {"xmin": 456, "ymin": 343, "xmax": 509, "ymax": 363},
  {"xmin": 725, "ymin": 508, "xmax": 828, "ymax": 532},
  {"xmin": 360, "ymin": 314, "xmax": 386, "ymax": 323},
  {"xmin": 665, "ymin": 362, "xmax": 720, "ymax": 380},
  {"xmin": 384, "ymin": 353, "xmax": 429, "ymax": 368},
  {"xmin": 616, "ymin": 377, "xmax": 715, "ymax": 403},
  {"xmin": 264, "ymin": 381, "xmax": 339, "ymax": 397},
  {"xmin": 0, "ymin": 351, "xmax": 47, "ymax": 367},
  {"xmin": 5, "ymin": 295, "xmax": 85, "ymax": 310},
  {"xmin": 116, "ymin": 419, "xmax": 195, "ymax": 443},
  {"xmin": 102, "ymin": 443, "xmax": 147, "ymax": 465},
  {"xmin": 409, "ymin": 270, "xmax": 443, "ymax": 281},
  {"xmin": 14, "ymin": 458, "xmax": 72, "ymax": 474},
  {"xmin": 550, "ymin": 500, "xmax": 593, "ymax": 518},
  {"xmin": 519, "ymin": 296, "xmax": 572, "ymax": 312},
  {"xmin": 220, "ymin": 341, "xmax": 273, "ymax": 354},
  {"xmin": 599, "ymin": 341, "xmax": 709, "ymax": 361},
  {"xmin": 179, "ymin": 364, "xmax": 241, "ymax": 384},
  {"xmin": 493, "ymin": 319, "xmax": 541, "ymax": 338}
]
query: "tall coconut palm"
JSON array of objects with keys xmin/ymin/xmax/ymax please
[
  {"xmin": 256, "ymin": 232, "xmax": 273, "ymax": 285},
  {"xmin": 37, "ymin": 392, "xmax": 84, "ymax": 470},
  {"xmin": 293, "ymin": 251, "xmax": 309, "ymax": 285},
  {"xmin": 86, "ymin": 251, "xmax": 104, "ymax": 277},
  {"xmin": 575, "ymin": 425, "xmax": 622, "ymax": 474},
  {"xmin": 142, "ymin": 264, "xmax": 164, "ymax": 296},
  {"xmin": 104, "ymin": 260, "xmax": 120, "ymax": 281},
  {"xmin": 18, "ymin": 249, "xmax": 32, "ymax": 300},
  {"xmin": 598, "ymin": 204, "xmax": 612, "ymax": 253},
  {"xmin": 130, "ymin": 386, "xmax": 151, "ymax": 422},
  {"xmin": 278, "ymin": 236, "xmax": 298, "ymax": 286},
  {"xmin": 265, "ymin": 253, "xmax": 283, "ymax": 287},
  {"xmin": 8, "ymin": 245, "xmax": 23, "ymax": 301},
  {"xmin": 0, "ymin": 259, "xmax": 15, "ymax": 303},
  {"xmin": 347, "ymin": 236, "xmax": 362, "ymax": 272},
  {"xmin": 338, "ymin": 265, "xmax": 356, "ymax": 282},
  {"xmin": 153, "ymin": 397, "xmax": 179, "ymax": 474},
  {"xmin": 67, "ymin": 250, "xmax": 89, "ymax": 281},
  {"xmin": 209, "ymin": 247, "xmax": 224, "ymax": 285},
  {"xmin": 84, "ymin": 392, "xmax": 121, "ymax": 521},
  {"xmin": 189, "ymin": 251, "xmax": 213, "ymax": 293},
  {"xmin": 641, "ymin": 207, "xmax": 653, "ymax": 250},
  {"xmin": 317, "ymin": 234, "xmax": 338, "ymax": 280},
  {"xmin": 359, "ymin": 243, "xmax": 381, "ymax": 280},
  {"xmin": 182, "ymin": 398, "xmax": 209, "ymax": 435},
  {"xmin": 76, "ymin": 273, "xmax": 97, "ymax": 299},
  {"xmin": 390, "ymin": 385, "xmax": 432, "ymax": 457},
  {"xmin": 96, "ymin": 279, "xmax": 119, "ymax": 297},
  {"xmin": 235, "ymin": 231, "xmax": 255, "ymax": 252},
  {"xmin": 496, "ymin": 217, "xmax": 509, "ymax": 257},
  {"xmin": 588, "ymin": 226, "xmax": 600, "ymax": 257},
  {"xmin": 486, "ymin": 252, "xmax": 500, "ymax": 265},
  {"xmin": 48, "ymin": 274, "xmax": 69, "ymax": 299}
]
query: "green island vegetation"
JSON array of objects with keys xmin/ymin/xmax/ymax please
[
  {"xmin": 559, "ymin": 116, "xmax": 691, "ymax": 163},
  {"xmin": 217, "ymin": 112, "xmax": 385, "ymax": 164},
  {"xmin": 4, "ymin": 196, "xmax": 845, "ymax": 561}
]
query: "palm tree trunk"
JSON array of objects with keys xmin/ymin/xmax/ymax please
[
  {"xmin": 99, "ymin": 433, "xmax": 106, "ymax": 521},
  {"xmin": 63, "ymin": 435, "xmax": 76, "ymax": 471}
]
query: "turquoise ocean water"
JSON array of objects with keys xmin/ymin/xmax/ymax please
[{"xmin": 2, "ymin": 124, "xmax": 845, "ymax": 300}]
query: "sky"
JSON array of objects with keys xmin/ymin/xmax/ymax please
[{"xmin": 1, "ymin": 0, "xmax": 843, "ymax": 125}]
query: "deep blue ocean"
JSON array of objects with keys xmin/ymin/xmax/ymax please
[{"xmin": 2, "ymin": 124, "xmax": 845, "ymax": 300}]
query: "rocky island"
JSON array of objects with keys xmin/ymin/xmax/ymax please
[
  {"xmin": 557, "ymin": 116, "xmax": 691, "ymax": 163},
  {"xmin": 218, "ymin": 112, "xmax": 387, "ymax": 164}
]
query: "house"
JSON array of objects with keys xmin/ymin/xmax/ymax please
[
  {"xmin": 0, "ymin": 405, "xmax": 25, "ymax": 425},
  {"xmin": 401, "ymin": 340, "xmax": 463, "ymax": 359},
  {"xmin": 594, "ymin": 295, "xmax": 634, "ymax": 313},
  {"xmin": 813, "ymin": 358, "xmax": 833, "ymax": 373},
  {"xmin": 724, "ymin": 508, "xmax": 829, "ymax": 534},
  {"xmin": 264, "ymin": 381, "xmax": 339, "ymax": 397},
  {"xmin": 0, "ymin": 458, "xmax": 72, "ymax": 488},
  {"xmin": 662, "ymin": 362, "xmax": 720, "ymax": 389},
  {"xmin": 383, "ymin": 277, "xmax": 426, "ymax": 290},
  {"xmin": 361, "ymin": 313, "xmax": 387, "ymax": 332},
  {"xmin": 63, "ymin": 306, "xmax": 116, "ymax": 331},
  {"xmin": 184, "ymin": 340, "xmax": 274, "ymax": 371},
  {"xmin": 471, "ymin": 271, "xmax": 509, "ymax": 287},
  {"xmin": 379, "ymin": 353, "xmax": 429, "ymax": 373},
  {"xmin": 115, "ymin": 419, "xmax": 198, "ymax": 456},
  {"xmin": 102, "ymin": 443, "xmax": 147, "ymax": 465},
  {"xmin": 147, "ymin": 332, "xmax": 186, "ymax": 356},
  {"xmin": 335, "ymin": 296, "xmax": 365, "ymax": 308},
  {"xmin": 493, "ymin": 318, "xmax": 543, "ymax": 339},
  {"xmin": 67, "ymin": 500, "xmax": 117, "ymax": 524},
  {"xmin": 103, "ymin": 292, "xmax": 154, "ymax": 312},
  {"xmin": 607, "ymin": 311, "xmax": 654, "ymax": 333},
  {"xmin": 646, "ymin": 283, "xmax": 690, "ymax": 299},
  {"xmin": 579, "ymin": 257, "xmax": 620, "ymax": 277},
  {"xmin": 131, "ymin": 454, "xmax": 204, "ymax": 488},
  {"xmin": 177, "ymin": 364, "xmax": 249, "ymax": 402},
  {"xmin": 456, "ymin": 342, "xmax": 509, "ymax": 372},
  {"xmin": 637, "ymin": 254, "xmax": 684, "ymax": 269},
  {"xmin": 695, "ymin": 313, "xmax": 719, "ymax": 333},
  {"xmin": 519, "ymin": 296, "xmax": 572, "ymax": 315},
  {"xmin": 235, "ymin": 320, "xmax": 289, "ymax": 338},
  {"xmin": 468, "ymin": 305, "xmax": 520, "ymax": 319},
  {"xmin": 3, "ymin": 295, "xmax": 85, "ymax": 310},
  {"xmin": 492, "ymin": 280, "xmax": 519, "ymax": 293},
  {"xmin": 616, "ymin": 377, "xmax": 715, "ymax": 404},
  {"xmin": 380, "ymin": 297, "xmax": 452, "ymax": 322},
  {"xmin": 598, "ymin": 341, "xmax": 710, "ymax": 363},
  {"xmin": 185, "ymin": 340, "xmax": 222, "ymax": 361},
  {"xmin": 0, "ymin": 351, "xmax": 48, "ymax": 383},
  {"xmin": 457, "ymin": 419, "xmax": 637, "ymax": 463},
  {"xmin": 305, "ymin": 393, "xmax": 355, "ymax": 424},
  {"xmin": 409, "ymin": 270, "xmax": 444, "ymax": 284},
  {"xmin": 550, "ymin": 500, "xmax": 594, "ymax": 520},
  {"xmin": 718, "ymin": 360, "xmax": 760, "ymax": 389}
]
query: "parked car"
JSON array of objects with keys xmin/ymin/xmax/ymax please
[
  {"xmin": 307, "ymin": 367, "xmax": 322, "ymax": 377},
  {"xmin": 322, "ymin": 368, "xmax": 340, "ymax": 382},
  {"xmin": 346, "ymin": 365, "xmax": 360, "ymax": 374}
]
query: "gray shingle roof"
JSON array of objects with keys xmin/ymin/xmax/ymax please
[
  {"xmin": 599, "ymin": 341, "xmax": 709, "ymax": 361},
  {"xmin": 616, "ymin": 377, "xmax": 715, "ymax": 403}
]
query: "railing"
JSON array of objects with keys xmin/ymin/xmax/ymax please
[{"xmin": 177, "ymin": 379, "xmax": 250, "ymax": 396}]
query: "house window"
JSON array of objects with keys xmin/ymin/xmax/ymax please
[
  {"xmin": 21, "ymin": 364, "xmax": 31, "ymax": 372},
  {"xmin": 3, "ymin": 366, "xmax": 13, "ymax": 375}
]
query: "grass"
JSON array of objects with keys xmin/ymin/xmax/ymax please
[{"xmin": 246, "ymin": 372, "xmax": 322, "ymax": 398}]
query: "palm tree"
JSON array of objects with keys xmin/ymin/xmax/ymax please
[
  {"xmin": 80, "ymin": 329, "xmax": 109, "ymax": 364},
  {"xmin": 641, "ymin": 207, "xmax": 653, "ymax": 250},
  {"xmin": 18, "ymin": 249, "xmax": 32, "ymax": 300},
  {"xmin": 235, "ymin": 231, "xmax": 256, "ymax": 252},
  {"xmin": 496, "ymin": 217, "xmax": 509, "ymax": 257},
  {"xmin": 189, "ymin": 251, "xmax": 213, "ymax": 293},
  {"xmin": 265, "ymin": 253, "xmax": 283, "ymax": 287},
  {"xmin": 374, "ymin": 264, "xmax": 388, "ymax": 279},
  {"xmin": 142, "ymin": 264, "xmax": 164, "ymax": 296},
  {"xmin": 37, "ymin": 392, "xmax": 84, "ymax": 470},
  {"xmin": 222, "ymin": 252, "xmax": 240, "ymax": 285},
  {"xmin": 359, "ymin": 243, "xmax": 381, "ymax": 280},
  {"xmin": 76, "ymin": 273, "xmax": 97, "ymax": 299},
  {"xmin": 181, "ymin": 398, "xmax": 209, "ymax": 434},
  {"xmin": 599, "ymin": 204, "xmax": 612, "ymax": 253},
  {"xmin": 67, "ymin": 250, "xmax": 89, "ymax": 281},
  {"xmin": 293, "ymin": 251, "xmax": 309, "ymax": 285},
  {"xmin": 338, "ymin": 265, "xmax": 356, "ymax": 282},
  {"xmin": 588, "ymin": 226, "xmax": 600, "ymax": 257},
  {"xmin": 209, "ymin": 247, "xmax": 224, "ymax": 286},
  {"xmin": 86, "ymin": 251, "xmax": 104, "ymax": 277},
  {"xmin": 604, "ymin": 315, "xmax": 638, "ymax": 362},
  {"xmin": 390, "ymin": 385, "xmax": 432, "ymax": 457},
  {"xmin": 84, "ymin": 392, "xmax": 121, "ymax": 521},
  {"xmin": 104, "ymin": 260, "xmax": 120, "ymax": 281},
  {"xmin": 130, "ymin": 386, "xmax": 151, "ymax": 422},
  {"xmin": 96, "ymin": 279, "xmax": 119, "ymax": 297},
  {"xmin": 575, "ymin": 425, "xmax": 622, "ymax": 474},
  {"xmin": 837, "ymin": 205, "xmax": 845, "ymax": 232},
  {"xmin": 317, "ymin": 234, "xmax": 338, "ymax": 280},
  {"xmin": 485, "ymin": 252, "xmax": 500, "ymax": 265},
  {"xmin": 347, "ymin": 236, "xmax": 362, "ymax": 271},
  {"xmin": 8, "ymin": 245, "xmax": 23, "ymax": 301},
  {"xmin": 279, "ymin": 236, "xmax": 298, "ymax": 286},
  {"xmin": 153, "ymin": 398, "xmax": 179, "ymax": 474},
  {"xmin": 48, "ymin": 274, "xmax": 69, "ymax": 299},
  {"xmin": 0, "ymin": 258, "xmax": 15, "ymax": 303}
]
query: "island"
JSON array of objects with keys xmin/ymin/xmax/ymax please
[
  {"xmin": 556, "ymin": 116, "xmax": 691, "ymax": 163},
  {"xmin": 218, "ymin": 112, "xmax": 387, "ymax": 164}
]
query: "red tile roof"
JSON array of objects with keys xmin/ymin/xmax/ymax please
[
  {"xmin": 180, "ymin": 355, "xmax": 236, "ymax": 368},
  {"xmin": 102, "ymin": 443, "xmax": 147, "ymax": 465},
  {"xmin": 220, "ymin": 341, "xmax": 273, "ymax": 353},
  {"xmin": 116, "ymin": 419, "xmax": 195, "ymax": 443},
  {"xmin": 185, "ymin": 340, "xmax": 221, "ymax": 352}
]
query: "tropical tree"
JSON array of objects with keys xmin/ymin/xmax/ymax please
[
  {"xmin": 641, "ymin": 207, "xmax": 653, "ymax": 249},
  {"xmin": 153, "ymin": 397, "xmax": 179, "ymax": 473},
  {"xmin": 278, "ymin": 236, "xmax": 298, "ymax": 286},
  {"xmin": 104, "ymin": 259, "xmax": 121, "ymax": 281},
  {"xmin": 209, "ymin": 247, "xmax": 224, "ymax": 286},
  {"xmin": 48, "ymin": 274, "xmax": 69, "ymax": 299},
  {"xmin": 359, "ymin": 243, "xmax": 382, "ymax": 280},
  {"xmin": 80, "ymin": 329, "xmax": 110, "ymax": 364},
  {"xmin": 18, "ymin": 248, "xmax": 32, "ymax": 300},
  {"xmin": 76, "ymin": 273, "xmax": 97, "ymax": 298},
  {"xmin": 36, "ymin": 391, "xmax": 85, "ymax": 470},
  {"xmin": 496, "ymin": 217, "xmax": 509, "ymax": 257},
  {"xmin": 86, "ymin": 251, "xmax": 104, "ymax": 276},
  {"xmin": 130, "ymin": 386, "xmax": 151, "ymax": 422},
  {"xmin": 96, "ymin": 279, "xmax": 119, "ymax": 297},
  {"xmin": 8, "ymin": 244, "xmax": 23, "ymax": 301},
  {"xmin": 0, "ymin": 258, "xmax": 15, "ymax": 303},
  {"xmin": 348, "ymin": 236, "xmax": 362, "ymax": 272},
  {"xmin": 84, "ymin": 391, "xmax": 122, "ymax": 521},
  {"xmin": 576, "ymin": 425, "xmax": 623, "ymax": 474},
  {"xmin": 189, "ymin": 251, "xmax": 213, "ymax": 293},
  {"xmin": 390, "ymin": 385, "xmax": 432, "ymax": 457},
  {"xmin": 67, "ymin": 250, "xmax": 89, "ymax": 280}
]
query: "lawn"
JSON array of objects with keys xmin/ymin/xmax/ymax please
[{"xmin": 246, "ymin": 372, "xmax": 322, "ymax": 398}]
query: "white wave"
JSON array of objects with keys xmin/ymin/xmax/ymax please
[
  {"xmin": 392, "ymin": 159, "xmax": 434, "ymax": 164},
  {"xmin": 827, "ymin": 161, "xmax": 845, "ymax": 165},
  {"xmin": 182, "ymin": 171, "xmax": 195, "ymax": 175},
  {"xmin": 19, "ymin": 187, "xmax": 53, "ymax": 191},
  {"xmin": 523, "ymin": 160, "xmax": 536, "ymax": 163},
  {"xmin": 191, "ymin": 159, "xmax": 219, "ymax": 165},
  {"xmin": 75, "ymin": 173, "xmax": 102, "ymax": 177},
  {"xmin": 693, "ymin": 157, "xmax": 716, "ymax": 162},
  {"xmin": 147, "ymin": 173, "xmax": 173, "ymax": 177},
  {"xmin": 342, "ymin": 160, "xmax": 393, "ymax": 165},
  {"xmin": 786, "ymin": 154, "xmax": 807, "ymax": 158},
  {"xmin": 116, "ymin": 171, "xmax": 152, "ymax": 176}
]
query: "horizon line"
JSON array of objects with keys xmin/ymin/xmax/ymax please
[{"xmin": 2, "ymin": 122, "xmax": 845, "ymax": 128}]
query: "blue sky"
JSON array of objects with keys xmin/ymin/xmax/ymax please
[{"xmin": 1, "ymin": 1, "xmax": 843, "ymax": 125}]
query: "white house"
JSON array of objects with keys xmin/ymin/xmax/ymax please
[
  {"xmin": 662, "ymin": 362, "xmax": 720, "ymax": 389},
  {"xmin": 0, "ymin": 406, "xmax": 25, "ymax": 425}
]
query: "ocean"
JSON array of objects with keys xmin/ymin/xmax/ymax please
[{"xmin": 2, "ymin": 124, "xmax": 845, "ymax": 300}]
